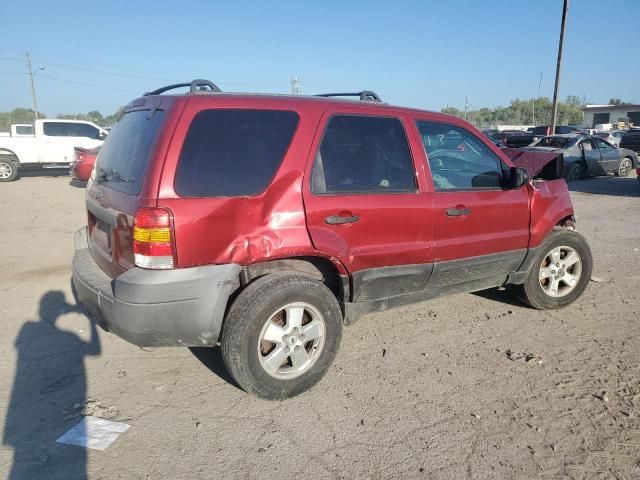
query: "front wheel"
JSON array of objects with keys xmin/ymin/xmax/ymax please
[
  {"xmin": 565, "ymin": 162, "xmax": 583, "ymax": 182},
  {"xmin": 0, "ymin": 156, "xmax": 19, "ymax": 182},
  {"xmin": 515, "ymin": 229, "xmax": 592, "ymax": 310},
  {"xmin": 221, "ymin": 273, "xmax": 342, "ymax": 399},
  {"xmin": 616, "ymin": 157, "xmax": 633, "ymax": 177}
]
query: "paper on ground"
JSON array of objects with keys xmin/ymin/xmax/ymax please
[{"xmin": 56, "ymin": 416, "xmax": 130, "ymax": 450}]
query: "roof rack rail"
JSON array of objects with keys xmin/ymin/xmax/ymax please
[
  {"xmin": 143, "ymin": 79, "xmax": 222, "ymax": 96},
  {"xmin": 315, "ymin": 91, "xmax": 382, "ymax": 102}
]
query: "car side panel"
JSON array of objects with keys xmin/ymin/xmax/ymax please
[{"xmin": 157, "ymin": 96, "xmax": 325, "ymax": 269}]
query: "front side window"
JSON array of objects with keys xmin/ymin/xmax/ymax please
[
  {"xmin": 311, "ymin": 115, "xmax": 416, "ymax": 194},
  {"xmin": 175, "ymin": 109, "xmax": 299, "ymax": 197},
  {"xmin": 416, "ymin": 121, "xmax": 504, "ymax": 191},
  {"xmin": 73, "ymin": 123, "xmax": 100, "ymax": 139},
  {"xmin": 593, "ymin": 137, "xmax": 613, "ymax": 151}
]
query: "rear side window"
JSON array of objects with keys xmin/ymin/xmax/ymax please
[
  {"xmin": 311, "ymin": 115, "xmax": 416, "ymax": 194},
  {"xmin": 175, "ymin": 109, "xmax": 299, "ymax": 197},
  {"xmin": 94, "ymin": 110, "xmax": 165, "ymax": 195}
]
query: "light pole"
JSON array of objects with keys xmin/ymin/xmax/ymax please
[
  {"xmin": 533, "ymin": 73, "xmax": 542, "ymax": 125},
  {"xmin": 26, "ymin": 51, "xmax": 46, "ymax": 120}
]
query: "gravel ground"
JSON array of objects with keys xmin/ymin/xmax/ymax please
[{"xmin": 1, "ymin": 174, "xmax": 639, "ymax": 480}]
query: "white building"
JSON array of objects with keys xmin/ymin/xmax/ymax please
[{"xmin": 582, "ymin": 104, "xmax": 640, "ymax": 129}]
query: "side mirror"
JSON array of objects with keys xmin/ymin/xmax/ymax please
[
  {"xmin": 98, "ymin": 131, "xmax": 107, "ymax": 140},
  {"xmin": 508, "ymin": 166, "xmax": 529, "ymax": 188}
]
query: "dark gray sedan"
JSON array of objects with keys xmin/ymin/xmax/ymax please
[{"xmin": 529, "ymin": 134, "xmax": 638, "ymax": 182}]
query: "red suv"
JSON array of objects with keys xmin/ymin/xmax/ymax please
[{"xmin": 72, "ymin": 80, "xmax": 592, "ymax": 399}]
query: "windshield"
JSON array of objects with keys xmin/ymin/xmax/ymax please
[
  {"xmin": 534, "ymin": 136, "xmax": 571, "ymax": 148},
  {"xmin": 94, "ymin": 110, "xmax": 165, "ymax": 195}
]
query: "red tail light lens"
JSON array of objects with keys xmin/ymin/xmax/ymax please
[
  {"xmin": 75, "ymin": 151, "xmax": 85, "ymax": 163},
  {"xmin": 133, "ymin": 207, "xmax": 176, "ymax": 269}
]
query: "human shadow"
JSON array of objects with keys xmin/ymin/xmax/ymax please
[{"xmin": 2, "ymin": 289, "xmax": 101, "ymax": 480}]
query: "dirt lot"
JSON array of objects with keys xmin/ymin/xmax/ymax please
[{"xmin": 1, "ymin": 174, "xmax": 639, "ymax": 480}]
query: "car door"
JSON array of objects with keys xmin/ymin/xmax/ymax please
[
  {"xmin": 414, "ymin": 119, "xmax": 530, "ymax": 289},
  {"xmin": 39, "ymin": 122, "xmax": 101, "ymax": 164},
  {"xmin": 302, "ymin": 112, "xmax": 436, "ymax": 302},
  {"xmin": 579, "ymin": 138, "xmax": 603, "ymax": 175},
  {"xmin": 38, "ymin": 122, "xmax": 73, "ymax": 163},
  {"xmin": 592, "ymin": 137, "xmax": 620, "ymax": 172}
]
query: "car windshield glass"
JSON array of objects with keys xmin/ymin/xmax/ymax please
[{"xmin": 534, "ymin": 136, "xmax": 571, "ymax": 148}]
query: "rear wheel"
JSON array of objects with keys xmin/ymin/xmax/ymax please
[
  {"xmin": 616, "ymin": 157, "xmax": 633, "ymax": 177},
  {"xmin": 0, "ymin": 156, "xmax": 19, "ymax": 182},
  {"xmin": 221, "ymin": 273, "xmax": 342, "ymax": 399},
  {"xmin": 565, "ymin": 162, "xmax": 583, "ymax": 182},
  {"xmin": 515, "ymin": 229, "xmax": 592, "ymax": 310}
]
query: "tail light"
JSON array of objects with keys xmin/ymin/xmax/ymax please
[
  {"xmin": 133, "ymin": 207, "xmax": 176, "ymax": 269},
  {"xmin": 75, "ymin": 150, "xmax": 85, "ymax": 163}
]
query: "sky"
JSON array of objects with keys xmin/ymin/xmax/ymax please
[{"xmin": 1, "ymin": 0, "xmax": 638, "ymax": 117}]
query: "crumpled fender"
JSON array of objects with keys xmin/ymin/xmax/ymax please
[{"xmin": 528, "ymin": 179, "xmax": 575, "ymax": 248}]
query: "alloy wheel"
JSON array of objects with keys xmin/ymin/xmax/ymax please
[
  {"xmin": 257, "ymin": 302, "xmax": 326, "ymax": 380},
  {"xmin": 539, "ymin": 246, "xmax": 583, "ymax": 298}
]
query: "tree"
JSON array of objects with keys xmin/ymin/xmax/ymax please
[
  {"xmin": 608, "ymin": 98, "xmax": 633, "ymax": 106},
  {"xmin": 0, "ymin": 108, "xmax": 46, "ymax": 131}
]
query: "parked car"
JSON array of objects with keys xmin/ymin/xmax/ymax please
[
  {"xmin": 72, "ymin": 79, "xmax": 593, "ymax": 399},
  {"xmin": 529, "ymin": 134, "xmax": 637, "ymax": 181},
  {"xmin": 533, "ymin": 125, "xmax": 582, "ymax": 136},
  {"xmin": 620, "ymin": 128, "xmax": 640, "ymax": 154},
  {"xmin": 499, "ymin": 125, "xmax": 581, "ymax": 149},
  {"xmin": 70, "ymin": 146, "xmax": 100, "ymax": 181},
  {"xmin": 593, "ymin": 130, "xmax": 625, "ymax": 147},
  {"xmin": 0, "ymin": 119, "xmax": 107, "ymax": 182}
]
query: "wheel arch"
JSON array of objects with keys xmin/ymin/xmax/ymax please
[
  {"xmin": 0, "ymin": 148, "xmax": 20, "ymax": 162},
  {"xmin": 239, "ymin": 256, "xmax": 350, "ymax": 303}
]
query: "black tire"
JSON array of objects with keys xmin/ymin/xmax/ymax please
[
  {"xmin": 615, "ymin": 157, "xmax": 633, "ymax": 177},
  {"xmin": 515, "ymin": 229, "xmax": 592, "ymax": 310},
  {"xmin": 0, "ymin": 155, "xmax": 19, "ymax": 182},
  {"xmin": 565, "ymin": 162, "xmax": 583, "ymax": 182},
  {"xmin": 221, "ymin": 273, "xmax": 342, "ymax": 399}
]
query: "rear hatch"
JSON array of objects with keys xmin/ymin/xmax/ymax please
[
  {"xmin": 620, "ymin": 130, "xmax": 640, "ymax": 153},
  {"xmin": 85, "ymin": 97, "xmax": 182, "ymax": 278}
]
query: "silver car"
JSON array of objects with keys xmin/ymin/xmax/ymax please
[{"xmin": 594, "ymin": 130, "xmax": 625, "ymax": 147}]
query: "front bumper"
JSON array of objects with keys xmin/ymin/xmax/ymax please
[{"xmin": 71, "ymin": 228, "xmax": 242, "ymax": 347}]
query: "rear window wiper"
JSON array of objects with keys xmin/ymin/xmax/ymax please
[{"xmin": 96, "ymin": 167, "xmax": 134, "ymax": 183}]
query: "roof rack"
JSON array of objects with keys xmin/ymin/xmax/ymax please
[
  {"xmin": 143, "ymin": 79, "xmax": 222, "ymax": 96},
  {"xmin": 315, "ymin": 91, "xmax": 382, "ymax": 102}
]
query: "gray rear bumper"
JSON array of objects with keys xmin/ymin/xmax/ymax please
[{"xmin": 71, "ymin": 228, "xmax": 241, "ymax": 347}]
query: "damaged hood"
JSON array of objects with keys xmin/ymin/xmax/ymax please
[{"xmin": 502, "ymin": 147, "xmax": 564, "ymax": 179}]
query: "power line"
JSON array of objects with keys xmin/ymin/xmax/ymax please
[
  {"xmin": 37, "ymin": 74, "xmax": 139, "ymax": 94},
  {"xmin": 29, "ymin": 51, "xmax": 285, "ymax": 86}
]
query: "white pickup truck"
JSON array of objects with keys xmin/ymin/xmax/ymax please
[{"xmin": 0, "ymin": 119, "xmax": 107, "ymax": 182}]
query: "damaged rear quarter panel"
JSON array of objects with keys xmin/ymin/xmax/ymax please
[
  {"xmin": 155, "ymin": 95, "xmax": 331, "ymax": 268},
  {"xmin": 528, "ymin": 179, "xmax": 575, "ymax": 247}
]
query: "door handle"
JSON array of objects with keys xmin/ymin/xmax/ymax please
[
  {"xmin": 325, "ymin": 213, "xmax": 360, "ymax": 225},
  {"xmin": 446, "ymin": 207, "xmax": 471, "ymax": 217}
]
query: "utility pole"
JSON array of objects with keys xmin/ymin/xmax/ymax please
[
  {"xmin": 550, "ymin": 0, "xmax": 569, "ymax": 134},
  {"xmin": 464, "ymin": 96, "xmax": 469, "ymax": 121},
  {"xmin": 290, "ymin": 77, "xmax": 301, "ymax": 95},
  {"xmin": 25, "ymin": 51, "xmax": 40, "ymax": 120}
]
